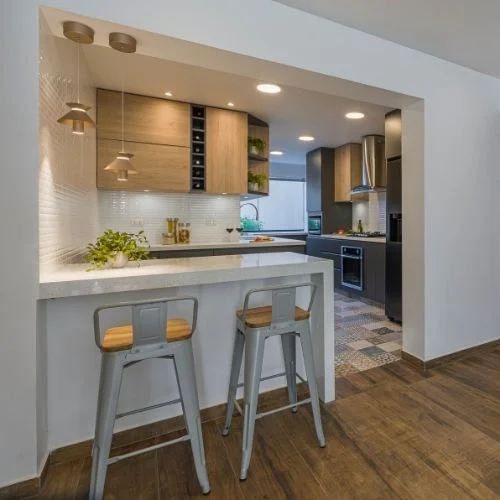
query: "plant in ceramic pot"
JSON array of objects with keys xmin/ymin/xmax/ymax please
[
  {"xmin": 248, "ymin": 171, "xmax": 267, "ymax": 192},
  {"xmin": 86, "ymin": 229, "xmax": 150, "ymax": 270},
  {"xmin": 248, "ymin": 137, "xmax": 266, "ymax": 157}
]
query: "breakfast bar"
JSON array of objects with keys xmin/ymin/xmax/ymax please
[{"xmin": 38, "ymin": 252, "xmax": 334, "ymax": 452}]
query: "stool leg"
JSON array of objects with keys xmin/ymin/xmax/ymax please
[
  {"xmin": 299, "ymin": 323, "xmax": 326, "ymax": 448},
  {"xmin": 173, "ymin": 339, "xmax": 211, "ymax": 495},
  {"xmin": 89, "ymin": 352, "xmax": 125, "ymax": 500},
  {"xmin": 281, "ymin": 332, "xmax": 297, "ymax": 413},
  {"xmin": 240, "ymin": 330, "xmax": 265, "ymax": 480},
  {"xmin": 223, "ymin": 328, "xmax": 245, "ymax": 436}
]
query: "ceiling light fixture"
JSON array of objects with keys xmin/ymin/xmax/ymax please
[
  {"xmin": 256, "ymin": 83, "xmax": 282, "ymax": 94},
  {"xmin": 345, "ymin": 112, "xmax": 365, "ymax": 119},
  {"xmin": 227, "ymin": 102, "xmax": 235, "ymax": 107},
  {"xmin": 164, "ymin": 91, "xmax": 173, "ymax": 97},
  {"xmin": 270, "ymin": 150, "xmax": 284, "ymax": 156},
  {"xmin": 298, "ymin": 135, "xmax": 315, "ymax": 142},
  {"xmin": 104, "ymin": 32, "xmax": 138, "ymax": 181},
  {"xmin": 57, "ymin": 22, "xmax": 96, "ymax": 135}
]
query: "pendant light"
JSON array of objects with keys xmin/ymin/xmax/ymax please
[
  {"xmin": 104, "ymin": 32, "xmax": 138, "ymax": 181},
  {"xmin": 57, "ymin": 22, "xmax": 96, "ymax": 135}
]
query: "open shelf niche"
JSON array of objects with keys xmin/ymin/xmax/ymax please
[{"xmin": 247, "ymin": 114, "xmax": 270, "ymax": 196}]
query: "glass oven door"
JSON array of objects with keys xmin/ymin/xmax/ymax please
[{"xmin": 341, "ymin": 246, "xmax": 363, "ymax": 291}]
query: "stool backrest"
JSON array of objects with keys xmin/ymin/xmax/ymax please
[
  {"xmin": 93, "ymin": 296, "xmax": 198, "ymax": 349},
  {"xmin": 242, "ymin": 282, "xmax": 316, "ymax": 329}
]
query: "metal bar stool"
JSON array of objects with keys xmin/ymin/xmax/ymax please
[
  {"xmin": 222, "ymin": 282, "xmax": 326, "ymax": 480},
  {"xmin": 89, "ymin": 297, "xmax": 210, "ymax": 500}
]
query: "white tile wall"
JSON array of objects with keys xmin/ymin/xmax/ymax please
[
  {"xmin": 352, "ymin": 192, "xmax": 386, "ymax": 232},
  {"xmin": 39, "ymin": 23, "xmax": 98, "ymax": 273},
  {"xmin": 98, "ymin": 191, "xmax": 241, "ymax": 244}
]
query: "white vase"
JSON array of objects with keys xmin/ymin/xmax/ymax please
[
  {"xmin": 108, "ymin": 251, "xmax": 128, "ymax": 269},
  {"xmin": 250, "ymin": 145, "xmax": 260, "ymax": 156},
  {"xmin": 249, "ymin": 182, "xmax": 260, "ymax": 192}
]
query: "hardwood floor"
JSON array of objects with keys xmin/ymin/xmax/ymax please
[{"xmin": 28, "ymin": 346, "xmax": 500, "ymax": 499}]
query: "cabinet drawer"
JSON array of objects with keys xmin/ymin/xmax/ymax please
[
  {"xmin": 319, "ymin": 251, "xmax": 341, "ymax": 270},
  {"xmin": 151, "ymin": 249, "xmax": 214, "ymax": 259}
]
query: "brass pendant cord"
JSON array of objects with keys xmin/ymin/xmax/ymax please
[
  {"xmin": 76, "ymin": 42, "xmax": 80, "ymax": 104},
  {"xmin": 121, "ymin": 70, "xmax": 125, "ymax": 152}
]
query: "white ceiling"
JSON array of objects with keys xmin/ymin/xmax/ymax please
[
  {"xmin": 275, "ymin": 0, "xmax": 500, "ymax": 78},
  {"xmin": 81, "ymin": 43, "xmax": 392, "ymax": 164}
]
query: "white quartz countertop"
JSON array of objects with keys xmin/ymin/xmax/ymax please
[
  {"xmin": 319, "ymin": 234, "xmax": 386, "ymax": 244},
  {"xmin": 39, "ymin": 252, "xmax": 330, "ymax": 300},
  {"xmin": 149, "ymin": 236, "xmax": 305, "ymax": 251}
]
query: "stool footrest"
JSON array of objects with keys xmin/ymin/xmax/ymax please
[
  {"xmin": 107, "ymin": 433, "xmax": 190, "ymax": 465},
  {"xmin": 236, "ymin": 371, "xmax": 287, "ymax": 389},
  {"xmin": 256, "ymin": 398, "xmax": 311, "ymax": 420},
  {"xmin": 116, "ymin": 398, "xmax": 182, "ymax": 419}
]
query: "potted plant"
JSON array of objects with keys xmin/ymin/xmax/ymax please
[
  {"xmin": 248, "ymin": 137, "xmax": 266, "ymax": 156},
  {"xmin": 86, "ymin": 229, "xmax": 150, "ymax": 269},
  {"xmin": 248, "ymin": 171, "xmax": 267, "ymax": 192}
]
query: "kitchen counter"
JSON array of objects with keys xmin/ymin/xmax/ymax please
[
  {"xmin": 319, "ymin": 234, "xmax": 386, "ymax": 244},
  {"xmin": 40, "ymin": 252, "xmax": 323, "ymax": 300},
  {"xmin": 38, "ymin": 252, "xmax": 334, "ymax": 453},
  {"xmin": 149, "ymin": 236, "xmax": 305, "ymax": 252}
]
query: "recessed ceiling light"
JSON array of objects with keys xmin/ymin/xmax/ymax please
[
  {"xmin": 257, "ymin": 83, "xmax": 281, "ymax": 94},
  {"xmin": 164, "ymin": 91, "xmax": 173, "ymax": 97},
  {"xmin": 227, "ymin": 102, "xmax": 235, "ymax": 107},
  {"xmin": 270, "ymin": 150, "xmax": 284, "ymax": 156},
  {"xmin": 345, "ymin": 111, "xmax": 365, "ymax": 119},
  {"xmin": 298, "ymin": 135, "xmax": 315, "ymax": 142}
]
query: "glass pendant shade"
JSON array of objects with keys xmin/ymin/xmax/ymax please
[
  {"xmin": 57, "ymin": 102, "xmax": 95, "ymax": 134},
  {"xmin": 104, "ymin": 152, "xmax": 137, "ymax": 181}
]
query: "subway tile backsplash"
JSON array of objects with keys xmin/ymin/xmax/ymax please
[
  {"xmin": 98, "ymin": 191, "xmax": 241, "ymax": 244},
  {"xmin": 39, "ymin": 18, "xmax": 98, "ymax": 273},
  {"xmin": 352, "ymin": 192, "xmax": 386, "ymax": 232}
]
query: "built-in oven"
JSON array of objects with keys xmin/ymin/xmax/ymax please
[
  {"xmin": 341, "ymin": 246, "xmax": 363, "ymax": 291},
  {"xmin": 307, "ymin": 213, "xmax": 322, "ymax": 235}
]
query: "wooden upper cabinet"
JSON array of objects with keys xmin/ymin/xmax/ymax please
[
  {"xmin": 334, "ymin": 143, "xmax": 362, "ymax": 202},
  {"xmin": 97, "ymin": 89, "xmax": 190, "ymax": 147},
  {"xmin": 205, "ymin": 107, "xmax": 248, "ymax": 194},
  {"xmin": 97, "ymin": 139, "xmax": 190, "ymax": 192}
]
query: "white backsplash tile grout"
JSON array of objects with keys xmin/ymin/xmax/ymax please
[{"xmin": 98, "ymin": 191, "xmax": 241, "ymax": 244}]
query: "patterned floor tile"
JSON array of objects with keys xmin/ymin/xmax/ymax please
[
  {"xmin": 378, "ymin": 341, "xmax": 401, "ymax": 352},
  {"xmin": 359, "ymin": 346, "xmax": 387, "ymax": 357},
  {"xmin": 347, "ymin": 339, "xmax": 374, "ymax": 350},
  {"xmin": 335, "ymin": 363, "xmax": 358, "ymax": 377},
  {"xmin": 334, "ymin": 293, "xmax": 402, "ymax": 378},
  {"xmin": 335, "ymin": 344, "xmax": 354, "ymax": 355}
]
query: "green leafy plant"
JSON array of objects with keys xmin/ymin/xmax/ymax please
[
  {"xmin": 86, "ymin": 229, "xmax": 150, "ymax": 269},
  {"xmin": 248, "ymin": 137, "xmax": 266, "ymax": 154},
  {"xmin": 248, "ymin": 171, "xmax": 267, "ymax": 188},
  {"xmin": 240, "ymin": 216, "xmax": 263, "ymax": 232}
]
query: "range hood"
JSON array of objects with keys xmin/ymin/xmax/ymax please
[{"xmin": 351, "ymin": 135, "xmax": 386, "ymax": 194}]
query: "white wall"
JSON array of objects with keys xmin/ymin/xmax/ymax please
[{"xmin": 2, "ymin": 0, "xmax": 500, "ymax": 488}]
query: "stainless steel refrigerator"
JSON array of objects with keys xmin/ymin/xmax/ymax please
[{"xmin": 385, "ymin": 157, "xmax": 402, "ymax": 322}]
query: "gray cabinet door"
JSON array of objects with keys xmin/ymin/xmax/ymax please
[
  {"xmin": 214, "ymin": 245, "xmax": 304, "ymax": 256},
  {"xmin": 151, "ymin": 249, "xmax": 214, "ymax": 259}
]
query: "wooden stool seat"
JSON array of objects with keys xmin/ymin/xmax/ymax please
[
  {"xmin": 102, "ymin": 318, "xmax": 192, "ymax": 352},
  {"xmin": 236, "ymin": 305, "xmax": 310, "ymax": 328}
]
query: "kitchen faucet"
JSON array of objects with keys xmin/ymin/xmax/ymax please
[{"xmin": 240, "ymin": 202, "xmax": 259, "ymax": 221}]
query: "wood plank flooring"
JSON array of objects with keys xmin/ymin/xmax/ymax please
[{"xmin": 28, "ymin": 346, "xmax": 500, "ymax": 499}]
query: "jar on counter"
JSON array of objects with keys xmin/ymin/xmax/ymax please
[
  {"xmin": 166, "ymin": 218, "xmax": 178, "ymax": 243},
  {"xmin": 178, "ymin": 222, "xmax": 191, "ymax": 244},
  {"xmin": 162, "ymin": 232, "xmax": 176, "ymax": 245}
]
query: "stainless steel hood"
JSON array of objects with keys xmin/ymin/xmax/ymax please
[{"xmin": 351, "ymin": 135, "xmax": 386, "ymax": 194}]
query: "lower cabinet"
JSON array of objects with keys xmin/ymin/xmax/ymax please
[
  {"xmin": 151, "ymin": 245, "xmax": 304, "ymax": 259},
  {"xmin": 307, "ymin": 236, "xmax": 385, "ymax": 305}
]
